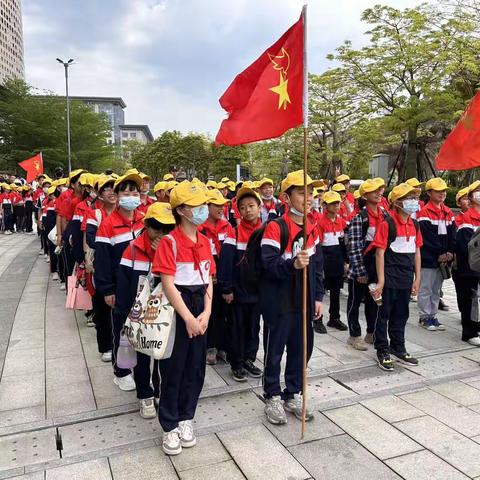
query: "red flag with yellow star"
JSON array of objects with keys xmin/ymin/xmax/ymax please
[
  {"xmin": 18, "ymin": 153, "xmax": 43, "ymax": 182},
  {"xmin": 215, "ymin": 12, "xmax": 304, "ymax": 146},
  {"xmin": 436, "ymin": 92, "xmax": 480, "ymax": 170}
]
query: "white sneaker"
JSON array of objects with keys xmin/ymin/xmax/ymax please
[
  {"xmin": 59, "ymin": 283, "xmax": 66, "ymax": 291},
  {"xmin": 101, "ymin": 351, "xmax": 112, "ymax": 362},
  {"xmin": 51, "ymin": 272, "xmax": 59, "ymax": 281},
  {"xmin": 284, "ymin": 394, "xmax": 314, "ymax": 421},
  {"xmin": 86, "ymin": 318, "xmax": 95, "ymax": 327},
  {"xmin": 139, "ymin": 398, "xmax": 157, "ymax": 419},
  {"xmin": 4, "ymin": 231, "xmax": 12, "ymax": 235},
  {"xmin": 178, "ymin": 420, "xmax": 196, "ymax": 447},
  {"xmin": 162, "ymin": 428, "xmax": 182, "ymax": 455},
  {"xmin": 113, "ymin": 374, "xmax": 136, "ymax": 391},
  {"xmin": 468, "ymin": 336, "xmax": 480, "ymax": 346},
  {"xmin": 265, "ymin": 396, "xmax": 287, "ymax": 425},
  {"xmin": 39, "ymin": 250, "xmax": 43, "ymax": 255}
]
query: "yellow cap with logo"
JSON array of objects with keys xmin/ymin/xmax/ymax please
[
  {"xmin": 113, "ymin": 172, "xmax": 143, "ymax": 191},
  {"xmin": 359, "ymin": 178, "xmax": 385, "ymax": 195},
  {"xmin": 207, "ymin": 189, "xmax": 228, "ymax": 205},
  {"xmin": 257, "ymin": 177, "xmax": 274, "ymax": 188},
  {"xmin": 425, "ymin": 177, "xmax": 448, "ymax": 191},
  {"xmin": 280, "ymin": 170, "xmax": 323, "ymax": 193},
  {"xmin": 336, "ymin": 174, "xmax": 350, "ymax": 183},
  {"xmin": 144, "ymin": 202, "xmax": 175, "ymax": 224},
  {"xmin": 331, "ymin": 183, "xmax": 346, "ymax": 193},
  {"xmin": 406, "ymin": 178, "xmax": 424, "ymax": 188},
  {"xmin": 456, "ymin": 187, "xmax": 470, "ymax": 205},
  {"xmin": 163, "ymin": 173, "xmax": 174, "ymax": 181},
  {"xmin": 206, "ymin": 180, "xmax": 217, "ymax": 189},
  {"xmin": 389, "ymin": 183, "xmax": 416, "ymax": 203},
  {"xmin": 323, "ymin": 191, "xmax": 342, "ymax": 204},
  {"xmin": 221, "ymin": 177, "xmax": 230, "ymax": 183},
  {"xmin": 153, "ymin": 181, "xmax": 166, "ymax": 193},
  {"xmin": 170, "ymin": 181, "xmax": 208, "ymax": 209}
]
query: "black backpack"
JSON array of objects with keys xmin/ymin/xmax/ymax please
[{"xmin": 236, "ymin": 217, "xmax": 289, "ymax": 294}]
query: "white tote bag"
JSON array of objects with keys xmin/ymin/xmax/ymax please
[
  {"xmin": 47, "ymin": 226, "xmax": 57, "ymax": 244},
  {"xmin": 124, "ymin": 275, "xmax": 176, "ymax": 360}
]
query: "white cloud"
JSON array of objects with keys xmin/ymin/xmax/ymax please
[{"xmin": 22, "ymin": 0, "xmax": 435, "ymax": 137}]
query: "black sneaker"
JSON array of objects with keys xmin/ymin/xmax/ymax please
[
  {"xmin": 244, "ymin": 359, "xmax": 262, "ymax": 378},
  {"xmin": 377, "ymin": 350, "xmax": 394, "ymax": 372},
  {"xmin": 327, "ymin": 317, "xmax": 348, "ymax": 331},
  {"xmin": 313, "ymin": 319, "xmax": 327, "ymax": 334},
  {"xmin": 438, "ymin": 299, "xmax": 449, "ymax": 311},
  {"xmin": 391, "ymin": 350, "xmax": 419, "ymax": 366},
  {"xmin": 232, "ymin": 368, "xmax": 248, "ymax": 382}
]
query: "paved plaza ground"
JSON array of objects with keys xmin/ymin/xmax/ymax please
[{"xmin": 2, "ymin": 234, "xmax": 480, "ymax": 479}]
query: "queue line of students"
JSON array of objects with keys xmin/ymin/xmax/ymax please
[{"xmin": 19, "ymin": 166, "xmax": 480, "ymax": 457}]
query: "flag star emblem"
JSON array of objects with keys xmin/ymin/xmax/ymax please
[{"xmin": 270, "ymin": 73, "xmax": 291, "ymax": 110}]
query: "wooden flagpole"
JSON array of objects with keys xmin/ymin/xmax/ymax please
[{"xmin": 301, "ymin": 2, "xmax": 308, "ymax": 440}]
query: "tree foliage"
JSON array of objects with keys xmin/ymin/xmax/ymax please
[{"xmin": 0, "ymin": 79, "xmax": 115, "ymax": 175}]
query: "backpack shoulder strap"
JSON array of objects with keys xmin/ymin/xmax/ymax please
[
  {"xmin": 94, "ymin": 208, "xmax": 102, "ymax": 226},
  {"xmin": 385, "ymin": 216, "xmax": 397, "ymax": 247},
  {"xmin": 360, "ymin": 208, "xmax": 369, "ymax": 238},
  {"xmin": 275, "ymin": 217, "xmax": 289, "ymax": 254}
]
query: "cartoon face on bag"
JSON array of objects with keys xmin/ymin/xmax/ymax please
[
  {"xmin": 128, "ymin": 300, "xmax": 145, "ymax": 322},
  {"xmin": 144, "ymin": 296, "xmax": 162, "ymax": 324}
]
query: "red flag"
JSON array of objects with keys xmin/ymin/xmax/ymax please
[
  {"xmin": 436, "ymin": 92, "xmax": 480, "ymax": 170},
  {"xmin": 18, "ymin": 153, "xmax": 43, "ymax": 182},
  {"xmin": 215, "ymin": 13, "xmax": 304, "ymax": 146}
]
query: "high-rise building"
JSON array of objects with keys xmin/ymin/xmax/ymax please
[{"xmin": 0, "ymin": 0, "xmax": 24, "ymax": 83}]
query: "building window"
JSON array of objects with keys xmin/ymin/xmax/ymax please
[
  {"xmin": 130, "ymin": 132, "xmax": 137, "ymax": 138},
  {"xmin": 122, "ymin": 131, "xmax": 128, "ymax": 138}
]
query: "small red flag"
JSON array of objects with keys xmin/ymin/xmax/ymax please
[
  {"xmin": 215, "ymin": 13, "xmax": 304, "ymax": 146},
  {"xmin": 436, "ymin": 92, "xmax": 480, "ymax": 170},
  {"xmin": 18, "ymin": 153, "xmax": 43, "ymax": 182}
]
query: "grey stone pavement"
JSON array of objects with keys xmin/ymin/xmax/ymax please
[{"xmin": 2, "ymin": 234, "xmax": 480, "ymax": 479}]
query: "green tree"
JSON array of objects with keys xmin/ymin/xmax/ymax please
[{"xmin": 0, "ymin": 79, "xmax": 114, "ymax": 175}]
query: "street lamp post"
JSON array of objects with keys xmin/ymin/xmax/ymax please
[{"xmin": 56, "ymin": 58, "xmax": 74, "ymax": 173}]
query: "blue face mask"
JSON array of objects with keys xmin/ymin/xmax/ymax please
[
  {"xmin": 119, "ymin": 196, "xmax": 141, "ymax": 211},
  {"xmin": 402, "ymin": 199, "xmax": 420, "ymax": 215},
  {"xmin": 187, "ymin": 204, "xmax": 208, "ymax": 225}
]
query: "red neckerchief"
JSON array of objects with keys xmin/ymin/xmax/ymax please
[{"xmin": 201, "ymin": 219, "xmax": 227, "ymax": 256}]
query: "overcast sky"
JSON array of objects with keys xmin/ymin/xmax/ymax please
[{"xmin": 22, "ymin": 0, "xmax": 428, "ymax": 138}]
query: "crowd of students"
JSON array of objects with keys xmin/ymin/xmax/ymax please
[{"xmin": 1, "ymin": 166, "xmax": 478, "ymax": 456}]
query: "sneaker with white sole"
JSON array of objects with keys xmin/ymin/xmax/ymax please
[
  {"xmin": 59, "ymin": 283, "xmax": 66, "ymax": 291},
  {"xmin": 206, "ymin": 348, "xmax": 217, "ymax": 365},
  {"xmin": 468, "ymin": 336, "xmax": 480, "ymax": 346},
  {"xmin": 178, "ymin": 420, "xmax": 196, "ymax": 447},
  {"xmin": 39, "ymin": 250, "xmax": 44, "ymax": 255},
  {"xmin": 51, "ymin": 272, "xmax": 59, "ymax": 281},
  {"xmin": 101, "ymin": 351, "xmax": 112, "ymax": 362},
  {"xmin": 139, "ymin": 398, "xmax": 157, "ymax": 419},
  {"xmin": 284, "ymin": 394, "xmax": 314, "ymax": 421},
  {"xmin": 113, "ymin": 374, "xmax": 136, "ymax": 391},
  {"xmin": 86, "ymin": 318, "xmax": 95, "ymax": 327},
  {"xmin": 264, "ymin": 396, "xmax": 287, "ymax": 425},
  {"xmin": 432, "ymin": 318, "xmax": 446, "ymax": 331},
  {"xmin": 162, "ymin": 428, "xmax": 182, "ymax": 456}
]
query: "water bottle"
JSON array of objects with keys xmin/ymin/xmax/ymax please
[
  {"xmin": 117, "ymin": 334, "xmax": 137, "ymax": 369},
  {"xmin": 368, "ymin": 283, "xmax": 382, "ymax": 306}
]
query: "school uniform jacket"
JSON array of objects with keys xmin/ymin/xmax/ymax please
[
  {"xmin": 115, "ymin": 231, "xmax": 155, "ymax": 322},
  {"xmin": 94, "ymin": 208, "xmax": 145, "ymax": 296},
  {"xmin": 260, "ymin": 197, "xmax": 280, "ymax": 223},
  {"xmin": 43, "ymin": 198, "xmax": 57, "ymax": 232},
  {"xmin": 71, "ymin": 199, "xmax": 93, "ymax": 264},
  {"xmin": 260, "ymin": 214, "xmax": 324, "ymax": 318},
  {"xmin": 217, "ymin": 218, "xmax": 262, "ymax": 303},
  {"xmin": 455, "ymin": 208, "xmax": 480, "ymax": 278},
  {"xmin": 367, "ymin": 210, "xmax": 423, "ymax": 289},
  {"xmin": 417, "ymin": 202, "xmax": 455, "ymax": 269},
  {"xmin": 317, "ymin": 212, "xmax": 348, "ymax": 278},
  {"xmin": 138, "ymin": 196, "xmax": 154, "ymax": 215},
  {"xmin": 152, "ymin": 226, "xmax": 215, "ymax": 295},
  {"xmin": 85, "ymin": 207, "xmax": 108, "ymax": 249},
  {"xmin": 199, "ymin": 219, "xmax": 234, "ymax": 265}
]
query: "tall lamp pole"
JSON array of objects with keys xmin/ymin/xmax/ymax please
[{"xmin": 56, "ymin": 58, "xmax": 74, "ymax": 173}]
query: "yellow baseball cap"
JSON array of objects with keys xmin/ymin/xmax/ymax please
[
  {"xmin": 153, "ymin": 181, "xmax": 166, "ymax": 193},
  {"xmin": 425, "ymin": 178, "xmax": 448, "ymax": 191},
  {"xmin": 336, "ymin": 174, "xmax": 350, "ymax": 183},
  {"xmin": 165, "ymin": 180, "xmax": 178, "ymax": 192},
  {"xmin": 331, "ymin": 183, "xmax": 346, "ymax": 193},
  {"xmin": 170, "ymin": 181, "xmax": 208, "ymax": 209},
  {"xmin": 257, "ymin": 177, "xmax": 274, "ymax": 188},
  {"xmin": 42, "ymin": 176, "xmax": 53, "ymax": 186},
  {"xmin": 113, "ymin": 172, "xmax": 143, "ymax": 191},
  {"xmin": 359, "ymin": 178, "xmax": 385, "ymax": 195},
  {"xmin": 456, "ymin": 187, "xmax": 470, "ymax": 205},
  {"xmin": 468, "ymin": 180, "xmax": 480, "ymax": 193},
  {"xmin": 206, "ymin": 180, "xmax": 217, "ymax": 189},
  {"xmin": 221, "ymin": 177, "xmax": 230, "ymax": 183},
  {"xmin": 353, "ymin": 189, "xmax": 361, "ymax": 200},
  {"xmin": 406, "ymin": 178, "xmax": 424, "ymax": 188},
  {"xmin": 323, "ymin": 191, "xmax": 342, "ymax": 204},
  {"xmin": 236, "ymin": 186, "xmax": 261, "ymax": 204},
  {"xmin": 47, "ymin": 185, "xmax": 56, "ymax": 196},
  {"xmin": 389, "ymin": 183, "xmax": 416, "ymax": 203},
  {"xmin": 227, "ymin": 181, "xmax": 236, "ymax": 191},
  {"xmin": 79, "ymin": 173, "xmax": 96, "ymax": 188},
  {"xmin": 68, "ymin": 169, "xmax": 87, "ymax": 184},
  {"xmin": 216, "ymin": 182, "xmax": 227, "ymax": 190},
  {"xmin": 163, "ymin": 173, "xmax": 174, "ymax": 181},
  {"xmin": 280, "ymin": 170, "xmax": 323, "ymax": 193},
  {"xmin": 97, "ymin": 175, "xmax": 115, "ymax": 191},
  {"xmin": 207, "ymin": 189, "xmax": 228, "ymax": 205},
  {"xmin": 144, "ymin": 202, "xmax": 175, "ymax": 224}
]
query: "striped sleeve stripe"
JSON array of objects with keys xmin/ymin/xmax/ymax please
[
  {"xmin": 95, "ymin": 236, "xmax": 113, "ymax": 244},
  {"xmin": 261, "ymin": 238, "xmax": 281, "ymax": 250},
  {"xmin": 223, "ymin": 237, "xmax": 236, "ymax": 246}
]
